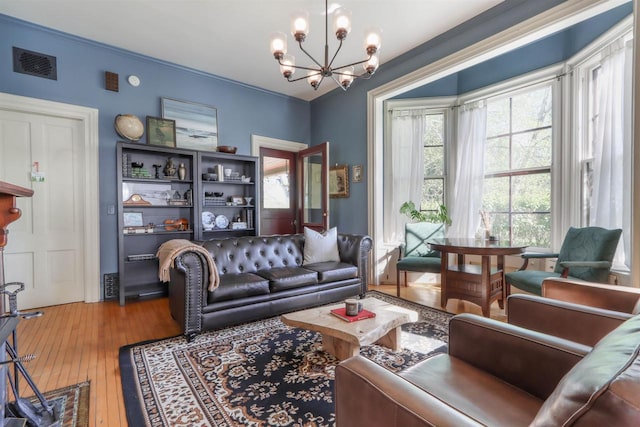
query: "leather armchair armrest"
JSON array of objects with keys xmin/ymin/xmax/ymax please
[
  {"xmin": 335, "ymin": 355, "xmax": 482, "ymax": 427},
  {"xmin": 542, "ymin": 277, "xmax": 640, "ymax": 313},
  {"xmin": 508, "ymin": 293, "xmax": 630, "ymax": 346},
  {"xmin": 449, "ymin": 314, "xmax": 590, "ymax": 400},
  {"xmin": 337, "ymin": 233, "xmax": 373, "ymax": 295}
]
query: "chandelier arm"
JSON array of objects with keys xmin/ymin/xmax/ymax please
[
  {"xmin": 298, "ymin": 41, "xmax": 325, "ymax": 69},
  {"xmin": 329, "ymin": 74, "xmax": 348, "ymax": 91},
  {"xmin": 276, "ymin": 57, "xmax": 323, "ymax": 73},
  {"xmin": 327, "ymin": 39, "xmax": 345, "ymax": 69},
  {"xmin": 331, "ymin": 53, "xmax": 374, "ymax": 72},
  {"xmin": 285, "ymin": 73, "xmax": 319, "ymax": 83}
]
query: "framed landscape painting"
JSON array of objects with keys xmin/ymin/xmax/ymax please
[{"xmin": 161, "ymin": 97, "xmax": 218, "ymax": 151}]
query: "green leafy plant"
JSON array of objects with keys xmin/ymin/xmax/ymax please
[{"xmin": 400, "ymin": 201, "xmax": 452, "ymax": 226}]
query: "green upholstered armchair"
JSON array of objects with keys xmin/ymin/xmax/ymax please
[
  {"xmin": 505, "ymin": 226, "xmax": 622, "ymax": 296},
  {"xmin": 395, "ymin": 222, "xmax": 444, "ymax": 297}
]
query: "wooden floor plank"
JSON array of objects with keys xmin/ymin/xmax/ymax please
[{"xmin": 12, "ymin": 283, "xmax": 505, "ymax": 427}]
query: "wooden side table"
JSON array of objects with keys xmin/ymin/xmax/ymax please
[{"xmin": 428, "ymin": 238, "xmax": 526, "ymax": 317}]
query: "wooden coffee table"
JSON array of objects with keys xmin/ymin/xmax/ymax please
[{"xmin": 281, "ymin": 297, "xmax": 418, "ymax": 360}]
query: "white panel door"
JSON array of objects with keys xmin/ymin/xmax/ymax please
[{"xmin": 0, "ymin": 110, "xmax": 85, "ymax": 310}]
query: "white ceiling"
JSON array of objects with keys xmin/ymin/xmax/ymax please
[{"xmin": 0, "ymin": 0, "xmax": 505, "ymax": 101}]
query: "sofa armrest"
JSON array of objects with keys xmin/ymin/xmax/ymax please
[
  {"xmin": 448, "ymin": 314, "xmax": 590, "ymax": 400},
  {"xmin": 542, "ymin": 277, "xmax": 640, "ymax": 313},
  {"xmin": 335, "ymin": 355, "xmax": 483, "ymax": 427},
  {"xmin": 508, "ymin": 294, "xmax": 631, "ymax": 346},
  {"xmin": 169, "ymin": 251, "xmax": 210, "ymax": 339},
  {"xmin": 337, "ymin": 233, "xmax": 373, "ymax": 295}
]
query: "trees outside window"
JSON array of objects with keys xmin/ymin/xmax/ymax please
[
  {"xmin": 422, "ymin": 113, "xmax": 446, "ymax": 215},
  {"xmin": 482, "ymin": 84, "xmax": 553, "ymax": 247}
]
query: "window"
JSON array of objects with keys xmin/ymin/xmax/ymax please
[
  {"xmin": 482, "ymin": 83, "xmax": 553, "ymax": 247},
  {"xmin": 422, "ymin": 112, "xmax": 446, "ymax": 214}
]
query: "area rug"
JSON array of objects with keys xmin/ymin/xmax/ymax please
[
  {"xmin": 120, "ymin": 291, "xmax": 452, "ymax": 427},
  {"xmin": 7, "ymin": 381, "xmax": 90, "ymax": 427}
]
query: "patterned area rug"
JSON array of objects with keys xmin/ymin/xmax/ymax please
[
  {"xmin": 7, "ymin": 381, "xmax": 90, "ymax": 427},
  {"xmin": 120, "ymin": 291, "xmax": 452, "ymax": 427}
]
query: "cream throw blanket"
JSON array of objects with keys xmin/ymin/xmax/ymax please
[{"xmin": 156, "ymin": 239, "xmax": 220, "ymax": 291}]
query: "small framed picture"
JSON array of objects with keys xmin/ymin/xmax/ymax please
[
  {"xmin": 123, "ymin": 212, "xmax": 144, "ymax": 227},
  {"xmin": 352, "ymin": 165, "xmax": 363, "ymax": 183},
  {"xmin": 231, "ymin": 196, "xmax": 244, "ymax": 205},
  {"xmin": 146, "ymin": 116, "xmax": 176, "ymax": 147},
  {"xmin": 329, "ymin": 165, "xmax": 349, "ymax": 198}
]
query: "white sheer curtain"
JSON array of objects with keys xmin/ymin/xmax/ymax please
[
  {"xmin": 448, "ymin": 101, "xmax": 487, "ymax": 238},
  {"xmin": 590, "ymin": 38, "xmax": 632, "ymax": 269},
  {"xmin": 383, "ymin": 109, "xmax": 427, "ymax": 243}
]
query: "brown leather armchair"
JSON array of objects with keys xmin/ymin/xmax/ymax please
[
  {"xmin": 508, "ymin": 278, "xmax": 640, "ymax": 346},
  {"xmin": 335, "ymin": 297, "xmax": 640, "ymax": 426}
]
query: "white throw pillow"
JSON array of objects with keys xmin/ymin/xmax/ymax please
[{"xmin": 303, "ymin": 227, "xmax": 341, "ymax": 265}]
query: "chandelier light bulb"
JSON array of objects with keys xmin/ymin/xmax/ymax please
[
  {"xmin": 339, "ymin": 66, "xmax": 355, "ymax": 88},
  {"xmin": 291, "ymin": 11, "xmax": 310, "ymax": 42},
  {"xmin": 280, "ymin": 54, "xmax": 296, "ymax": 79},
  {"xmin": 333, "ymin": 7, "xmax": 352, "ymax": 40},
  {"xmin": 364, "ymin": 28, "xmax": 382, "ymax": 54},
  {"xmin": 307, "ymin": 71, "xmax": 322, "ymax": 89},
  {"xmin": 270, "ymin": 32, "xmax": 287, "ymax": 59},
  {"xmin": 363, "ymin": 55, "xmax": 379, "ymax": 74}
]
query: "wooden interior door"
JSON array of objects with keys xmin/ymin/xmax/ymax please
[
  {"xmin": 259, "ymin": 147, "xmax": 297, "ymax": 235},
  {"xmin": 0, "ymin": 110, "xmax": 86, "ymax": 310}
]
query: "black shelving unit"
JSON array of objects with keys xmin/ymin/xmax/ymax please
[
  {"xmin": 116, "ymin": 142, "xmax": 260, "ymax": 305},
  {"xmin": 197, "ymin": 151, "xmax": 260, "ymax": 239},
  {"xmin": 117, "ymin": 142, "xmax": 197, "ymax": 305}
]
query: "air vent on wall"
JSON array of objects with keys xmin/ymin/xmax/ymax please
[{"xmin": 13, "ymin": 47, "xmax": 58, "ymax": 80}]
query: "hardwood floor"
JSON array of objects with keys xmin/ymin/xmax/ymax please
[
  {"xmin": 14, "ymin": 298, "xmax": 180, "ymax": 427},
  {"xmin": 14, "ymin": 283, "xmax": 505, "ymax": 427}
]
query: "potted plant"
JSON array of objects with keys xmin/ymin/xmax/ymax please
[{"xmin": 400, "ymin": 201, "xmax": 452, "ymax": 226}]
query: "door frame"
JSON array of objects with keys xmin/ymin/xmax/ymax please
[
  {"xmin": 251, "ymin": 135, "xmax": 309, "ymax": 234},
  {"xmin": 0, "ymin": 92, "xmax": 100, "ymax": 303},
  {"xmin": 251, "ymin": 134, "xmax": 307, "ymax": 156}
]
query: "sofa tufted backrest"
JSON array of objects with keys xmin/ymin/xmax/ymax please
[
  {"xmin": 202, "ymin": 234, "xmax": 305, "ymax": 275},
  {"xmin": 531, "ymin": 313, "xmax": 640, "ymax": 426}
]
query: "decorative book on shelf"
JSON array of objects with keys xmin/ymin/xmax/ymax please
[{"xmin": 330, "ymin": 308, "xmax": 376, "ymax": 322}]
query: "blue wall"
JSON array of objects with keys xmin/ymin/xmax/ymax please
[
  {"xmin": 397, "ymin": 3, "xmax": 632, "ymax": 97},
  {"xmin": 310, "ymin": 0, "xmax": 632, "ymax": 235},
  {"xmin": 0, "ymin": 15, "xmax": 310, "ymax": 283}
]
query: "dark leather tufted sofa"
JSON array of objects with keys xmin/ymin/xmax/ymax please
[{"xmin": 168, "ymin": 233, "xmax": 373, "ymax": 340}]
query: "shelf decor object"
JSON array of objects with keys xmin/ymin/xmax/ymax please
[
  {"xmin": 146, "ymin": 116, "xmax": 176, "ymax": 148},
  {"xmin": 269, "ymin": 0, "xmax": 381, "ymax": 91}
]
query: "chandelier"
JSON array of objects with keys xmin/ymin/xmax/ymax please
[{"xmin": 269, "ymin": 0, "xmax": 381, "ymax": 91}]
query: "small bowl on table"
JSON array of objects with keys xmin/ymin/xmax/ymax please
[{"xmin": 217, "ymin": 145, "xmax": 237, "ymax": 154}]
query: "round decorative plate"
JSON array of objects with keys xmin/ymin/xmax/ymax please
[
  {"xmin": 215, "ymin": 214, "xmax": 229, "ymax": 229},
  {"xmin": 202, "ymin": 211, "xmax": 215, "ymax": 229}
]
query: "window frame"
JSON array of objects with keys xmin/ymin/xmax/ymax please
[
  {"xmin": 385, "ymin": 97, "xmax": 455, "ymax": 219},
  {"xmin": 482, "ymin": 80, "xmax": 555, "ymax": 246}
]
